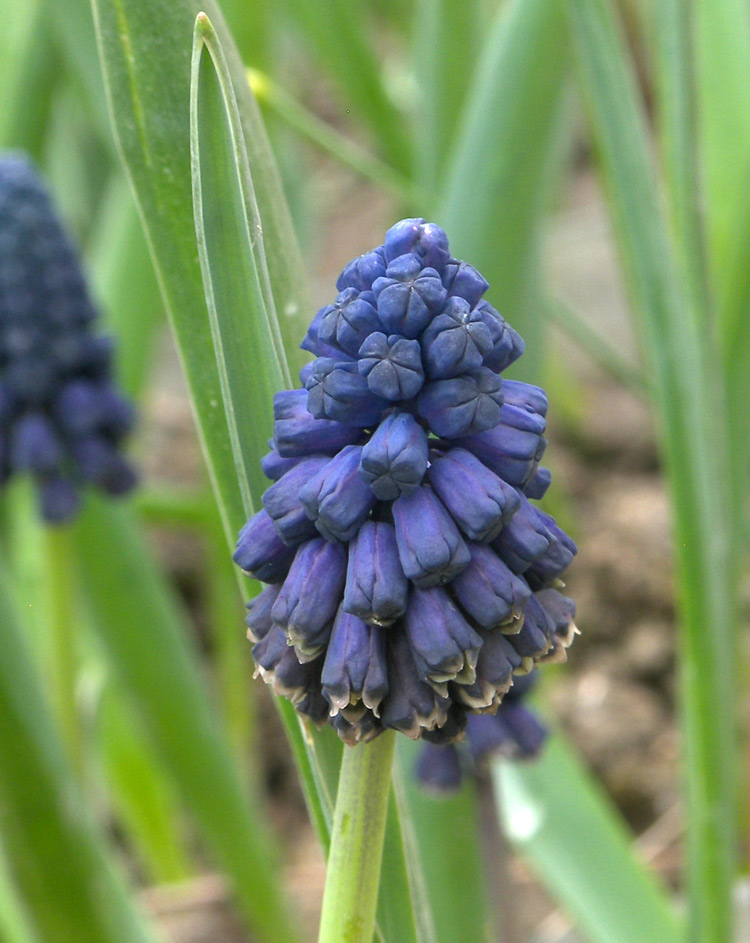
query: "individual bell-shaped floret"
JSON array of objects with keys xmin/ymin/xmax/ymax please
[
  {"xmin": 261, "ymin": 456, "xmax": 330, "ymax": 545},
  {"xmin": 272, "ymin": 388, "xmax": 362, "ymax": 457},
  {"xmin": 416, "ymin": 743, "xmax": 463, "ymax": 793},
  {"xmin": 271, "ymin": 537, "xmax": 347, "ymax": 660},
  {"xmin": 245, "ymin": 585, "xmax": 281, "ymax": 642},
  {"xmin": 39, "ymin": 476, "xmax": 79, "ymax": 522},
  {"xmin": 427, "ymin": 448, "xmax": 519, "ymax": 542},
  {"xmin": 253, "ymin": 625, "xmax": 326, "ymax": 706},
  {"xmin": 318, "ymin": 288, "xmax": 385, "ymax": 357},
  {"xmin": 477, "ymin": 301, "xmax": 525, "ymax": 372},
  {"xmin": 505, "ymin": 595, "xmax": 555, "ymax": 667},
  {"xmin": 260, "ymin": 443, "xmax": 308, "ymax": 481},
  {"xmin": 404, "ymin": 586, "xmax": 483, "ymax": 692},
  {"xmin": 491, "ymin": 491, "xmax": 554, "ymax": 574},
  {"xmin": 300, "ymin": 305, "xmax": 354, "ymax": 360},
  {"xmin": 454, "ymin": 399, "xmax": 547, "ymax": 486},
  {"xmin": 535, "ymin": 588, "xmax": 578, "ymax": 662},
  {"xmin": 299, "ymin": 444, "xmax": 377, "ymax": 543},
  {"xmin": 383, "ymin": 218, "xmax": 450, "ymax": 271},
  {"xmin": 321, "ymin": 606, "xmax": 389, "ymax": 717},
  {"xmin": 343, "ymin": 520, "xmax": 409, "ymax": 626},
  {"xmin": 454, "ymin": 628, "xmax": 520, "ymax": 710},
  {"xmin": 372, "ymin": 254, "xmax": 447, "ymax": 338},
  {"xmin": 233, "ymin": 510, "xmax": 297, "ymax": 583},
  {"xmin": 392, "ymin": 486, "xmax": 471, "ymax": 587},
  {"xmin": 450, "ymin": 543, "xmax": 531, "ymax": 629},
  {"xmin": 380, "ymin": 630, "xmax": 450, "ymax": 738},
  {"xmin": 70, "ymin": 438, "xmax": 137, "ymax": 494},
  {"xmin": 357, "ymin": 332, "xmax": 424, "ymax": 401},
  {"xmin": 420, "ymin": 297, "xmax": 494, "ymax": 380},
  {"xmin": 9, "ymin": 413, "xmax": 61, "ymax": 472},
  {"xmin": 336, "ymin": 245, "xmax": 387, "ymax": 292},
  {"xmin": 501, "ymin": 378, "xmax": 548, "ymax": 417},
  {"xmin": 523, "ymin": 466, "xmax": 551, "ymax": 500},
  {"xmin": 525, "ymin": 512, "xmax": 578, "ymax": 589},
  {"xmin": 441, "ymin": 259, "xmax": 489, "ymax": 308},
  {"xmin": 359, "ymin": 411, "xmax": 428, "ymax": 500},
  {"xmin": 306, "ymin": 358, "xmax": 387, "ymax": 427},
  {"xmin": 417, "ymin": 368, "xmax": 504, "ymax": 439}
]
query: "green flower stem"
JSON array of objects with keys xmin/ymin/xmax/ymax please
[
  {"xmin": 318, "ymin": 730, "xmax": 396, "ymax": 943},
  {"xmin": 45, "ymin": 524, "xmax": 83, "ymax": 780}
]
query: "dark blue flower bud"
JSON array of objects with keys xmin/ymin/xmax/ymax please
[
  {"xmin": 271, "ymin": 537, "xmax": 347, "ymax": 660},
  {"xmin": 415, "ymin": 743, "xmax": 462, "ymax": 792},
  {"xmin": 10, "ymin": 413, "xmax": 61, "ymax": 472},
  {"xmin": 523, "ymin": 466, "xmax": 551, "ymax": 500},
  {"xmin": 344, "ymin": 521, "xmax": 408, "ymax": 626},
  {"xmin": 262, "ymin": 456, "xmax": 330, "ymax": 545},
  {"xmin": 380, "ymin": 630, "xmax": 450, "ymax": 738},
  {"xmin": 254, "ymin": 624, "xmax": 325, "ymax": 705},
  {"xmin": 506, "ymin": 595, "xmax": 554, "ymax": 667},
  {"xmin": 417, "ymin": 368, "xmax": 504, "ymax": 439},
  {"xmin": 501, "ymin": 378, "xmax": 548, "ymax": 417},
  {"xmin": 428, "ymin": 448, "xmax": 519, "ymax": 542},
  {"xmin": 336, "ymin": 246, "xmax": 387, "ymax": 292},
  {"xmin": 421, "ymin": 704, "xmax": 468, "ymax": 744},
  {"xmin": 372, "ymin": 254, "xmax": 447, "ymax": 338},
  {"xmin": 404, "ymin": 586, "xmax": 482, "ymax": 692},
  {"xmin": 70, "ymin": 437, "xmax": 137, "ymax": 494},
  {"xmin": 476, "ymin": 301, "xmax": 525, "ymax": 372},
  {"xmin": 245, "ymin": 585, "xmax": 281, "ymax": 642},
  {"xmin": 318, "ymin": 288, "xmax": 384, "ymax": 357},
  {"xmin": 296, "ymin": 688, "xmax": 331, "ymax": 727},
  {"xmin": 535, "ymin": 588, "xmax": 578, "ymax": 661},
  {"xmin": 454, "ymin": 401, "xmax": 547, "ymax": 486},
  {"xmin": 392, "ymin": 485, "xmax": 470, "ymax": 587},
  {"xmin": 420, "ymin": 297, "xmax": 494, "ymax": 380},
  {"xmin": 526, "ymin": 512, "xmax": 577, "ymax": 589},
  {"xmin": 272, "ymin": 388, "xmax": 362, "ymax": 457},
  {"xmin": 441, "ymin": 259, "xmax": 489, "ymax": 307},
  {"xmin": 234, "ymin": 509, "xmax": 297, "ymax": 582},
  {"xmin": 359, "ymin": 411, "xmax": 428, "ymax": 500},
  {"xmin": 357, "ymin": 332, "xmax": 424, "ymax": 401},
  {"xmin": 306, "ymin": 358, "xmax": 387, "ymax": 427},
  {"xmin": 300, "ymin": 306, "xmax": 355, "ymax": 360},
  {"xmin": 299, "ymin": 444, "xmax": 376, "ymax": 542},
  {"xmin": 39, "ymin": 475, "xmax": 79, "ymax": 522},
  {"xmin": 383, "ymin": 218, "xmax": 450, "ymax": 271},
  {"xmin": 321, "ymin": 606, "xmax": 388, "ymax": 717},
  {"xmin": 299, "ymin": 361, "xmax": 314, "ymax": 386},
  {"xmin": 453, "ymin": 628, "xmax": 519, "ymax": 710},
  {"xmin": 491, "ymin": 491, "xmax": 553, "ymax": 574},
  {"xmin": 251, "ymin": 623, "xmax": 288, "ymax": 677},
  {"xmin": 450, "ymin": 543, "xmax": 531, "ymax": 629},
  {"xmin": 260, "ymin": 443, "xmax": 308, "ymax": 481},
  {"xmin": 330, "ymin": 709, "xmax": 382, "ymax": 746},
  {"xmin": 465, "ymin": 703, "xmax": 546, "ymax": 762}
]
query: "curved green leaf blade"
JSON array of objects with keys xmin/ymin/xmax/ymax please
[
  {"xmin": 0, "ymin": 565, "xmax": 162, "ymax": 943},
  {"xmin": 496, "ymin": 735, "xmax": 683, "ymax": 943},
  {"xmin": 190, "ymin": 12, "xmax": 290, "ymax": 514},
  {"xmin": 74, "ymin": 498, "xmax": 299, "ymax": 943}
]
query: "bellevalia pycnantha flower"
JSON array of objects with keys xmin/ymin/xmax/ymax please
[
  {"xmin": 0, "ymin": 155, "xmax": 136, "ymax": 522},
  {"xmin": 235, "ymin": 218, "xmax": 578, "ymax": 745}
]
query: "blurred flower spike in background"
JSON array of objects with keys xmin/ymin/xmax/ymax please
[
  {"xmin": 235, "ymin": 218, "xmax": 578, "ymax": 746},
  {"xmin": 0, "ymin": 154, "xmax": 136, "ymax": 523}
]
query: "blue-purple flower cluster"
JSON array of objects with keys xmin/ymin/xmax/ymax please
[
  {"xmin": 235, "ymin": 218, "xmax": 577, "ymax": 745},
  {"xmin": 0, "ymin": 155, "xmax": 136, "ymax": 522},
  {"xmin": 416, "ymin": 671, "xmax": 547, "ymax": 792}
]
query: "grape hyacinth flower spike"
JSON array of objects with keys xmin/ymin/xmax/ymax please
[
  {"xmin": 0, "ymin": 154, "xmax": 136, "ymax": 522},
  {"xmin": 235, "ymin": 217, "xmax": 578, "ymax": 746}
]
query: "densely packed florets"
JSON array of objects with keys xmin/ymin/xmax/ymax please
[
  {"xmin": 235, "ymin": 218, "xmax": 577, "ymax": 745},
  {"xmin": 0, "ymin": 155, "xmax": 136, "ymax": 521},
  {"xmin": 416, "ymin": 670, "xmax": 547, "ymax": 792}
]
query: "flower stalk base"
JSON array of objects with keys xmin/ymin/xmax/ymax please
[{"xmin": 317, "ymin": 730, "xmax": 396, "ymax": 943}]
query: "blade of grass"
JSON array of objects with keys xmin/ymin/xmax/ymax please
[
  {"xmin": 249, "ymin": 69, "xmax": 416, "ymax": 204},
  {"xmin": 279, "ymin": 0, "xmax": 411, "ymax": 175},
  {"xmin": 412, "ymin": 0, "xmax": 482, "ymax": 195},
  {"xmin": 495, "ymin": 734, "xmax": 683, "ymax": 943},
  {"xmin": 191, "ymin": 11, "xmax": 291, "ymax": 512},
  {"xmin": 565, "ymin": 2, "xmax": 736, "ymax": 940},
  {"xmin": 437, "ymin": 0, "xmax": 570, "ymax": 377},
  {"xmin": 75, "ymin": 496, "xmax": 299, "ymax": 943},
  {"xmin": 0, "ymin": 840, "xmax": 39, "ymax": 943},
  {"xmin": 0, "ymin": 564, "xmax": 163, "ymax": 943}
]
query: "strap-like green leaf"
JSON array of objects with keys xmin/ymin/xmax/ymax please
[{"xmin": 496, "ymin": 735, "xmax": 684, "ymax": 943}]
